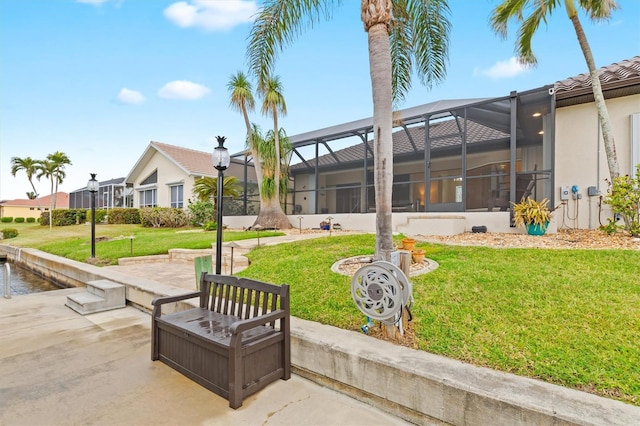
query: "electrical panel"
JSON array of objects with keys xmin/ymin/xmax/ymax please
[
  {"xmin": 560, "ymin": 186, "xmax": 570, "ymax": 201},
  {"xmin": 588, "ymin": 186, "xmax": 598, "ymax": 196}
]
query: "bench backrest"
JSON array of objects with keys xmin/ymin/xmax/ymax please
[{"xmin": 199, "ymin": 273, "xmax": 289, "ymax": 323}]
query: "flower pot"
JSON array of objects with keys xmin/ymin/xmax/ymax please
[
  {"xmin": 411, "ymin": 249, "xmax": 426, "ymax": 263},
  {"xmin": 402, "ymin": 238, "xmax": 416, "ymax": 250},
  {"xmin": 525, "ymin": 222, "xmax": 548, "ymax": 236}
]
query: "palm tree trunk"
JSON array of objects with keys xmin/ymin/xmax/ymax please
[
  {"xmin": 243, "ymin": 106, "xmax": 264, "ymax": 187},
  {"xmin": 272, "ymin": 108, "xmax": 281, "ymax": 209},
  {"xmin": 566, "ymin": 1, "xmax": 619, "ymax": 180},
  {"xmin": 367, "ymin": 21, "xmax": 394, "ymax": 261}
]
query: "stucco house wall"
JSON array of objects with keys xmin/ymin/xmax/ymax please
[{"xmin": 555, "ymin": 93, "xmax": 640, "ymax": 229}]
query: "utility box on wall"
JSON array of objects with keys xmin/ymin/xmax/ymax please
[{"xmin": 560, "ymin": 186, "xmax": 570, "ymax": 201}]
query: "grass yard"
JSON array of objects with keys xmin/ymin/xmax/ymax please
[
  {"xmin": 0, "ymin": 222, "xmax": 283, "ymax": 265},
  {"xmin": 235, "ymin": 233, "xmax": 640, "ymax": 406},
  {"xmin": 2, "ymin": 223, "xmax": 638, "ymax": 405}
]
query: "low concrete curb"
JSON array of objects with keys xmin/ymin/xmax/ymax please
[{"xmin": 2, "ymin": 245, "xmax": 639, "ymax": 425}]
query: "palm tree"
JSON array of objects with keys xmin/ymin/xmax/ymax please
[
  {"xmin": 46, "ymin": 151, "xmax": 72, "ymax": 209},
  {"xmin": 228, "ymin": 72, "xmax": 265, "ymax": 190},
  {"xmin": 263, "ymin": 127, "xmax": 292, "ymax": 206},
  {"xmin": 37, "ymin": 159, "xmax": 59, "ymax": 229},
  {"xmin": 256, "ymin": 75, "xmax": 291, "ymax": 229},
  {"xmin": 490, "ymin": 0, "xmax": 620, "ymax": 180},
  {"xmin": 10, "ymin": 156, "xmax": 43, "ymax": 211},
  {"xmin": 192, "ymin": 176, "xmax": 241, "ymax": 220},
  {"xmin": 247, "ymin": 0, "xmax": 451, "ymax": 260}
]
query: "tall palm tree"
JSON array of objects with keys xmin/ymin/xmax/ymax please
[
  {"xmin": 247, "ymin": 0, "xmax": 451, "ymax": 260},
  {"xmin": 227, "ymin": 71, "xmax": 265, "ymax": 201},
  {"xmin": 46, "ymin": 151, "xmax": 72, "ymax": 209},
  {"xmin": 37, "ymin": 159, "xmax": 59, "ymax": 229},
  {"xmin": 10, "ymin": 156, "xmax": 43, "ymax": 211},
  {"xmin": 256, "ymin": 75, "xmax": 291, "ymax": 229},
  {"xmin": 490, "ymin": 0, "xmax": 620, "ymax": 180}
]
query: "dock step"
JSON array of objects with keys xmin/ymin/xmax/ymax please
[{"xmin": 65, "ymin": 280, "xmax": 126, "ymax": 315}]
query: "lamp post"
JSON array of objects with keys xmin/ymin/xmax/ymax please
[
  {"xmin": 87, "ymin": 173, "xmax": 99, "ymax": 258},
  {"xmin": 212, "ymin": 136, "xmax": 230, "ymax": 274}
]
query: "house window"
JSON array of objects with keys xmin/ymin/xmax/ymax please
[
  {"xmin": 139, "ymin": 188, "xmax": 157, "ymax": 207},
  {"xmin": 170, "ymin": 185, "xmax": 183, "ymax": 208}
]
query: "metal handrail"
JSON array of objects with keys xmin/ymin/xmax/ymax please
[{"xmin": 3, "ymin": 262, "xmax": 11, "ymax": 299}]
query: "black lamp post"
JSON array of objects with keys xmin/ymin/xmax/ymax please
[
  {"xmin": 87, "ymin": 173, "xmax": 99, "ymax": 258},
  {"xmin": 212, "ymin": 136, "xmax": 230, "ymax": 274}
]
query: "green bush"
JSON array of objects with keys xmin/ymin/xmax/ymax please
[
  {"xmin": 26, "ymin": 217, "xmax": 36, "ymax": 223},
  {"xmin": 203, "ymin": 220, "xmax": 217, "ymax": 231},
  {"xmin": 604, "ymin": 163, "xmax": 640, "ymax": 236},
  {"xmin": 140, "ymin": 207, "xmax": 189, "ymax": 228},
  {"xmin": 41, "ymin": 209, "xmax": 88, "ymax": 226},
  {"xmin": 187, "ymin": 199, "xmax": 215, "ymax": 226},
  {"xmin": 87, "ymin": 209, "xmax": 107, "ymax": 224},
  {"xmin": 1, "ymin": 228, "xmax": 18, "ymax": 239},
  {"xmin": 14, "ymin": 217, "xmax": 25, "ymax": 223},
  {"xmin": 1, "ymin": 217, "xmax": 13, "ymax": 223},
  {"xmin": 107, "ymin": 208, "xmax": 141, "ymax": 224}
]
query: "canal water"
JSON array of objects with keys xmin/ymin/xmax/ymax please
[{"xmin": 1, "ymin": 262, "xmax": 65, "ymax": 295}]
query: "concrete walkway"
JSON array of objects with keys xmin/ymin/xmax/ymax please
[{"xmin": 0, "ymin": 288, "xmax": 411, "ymax": 426}]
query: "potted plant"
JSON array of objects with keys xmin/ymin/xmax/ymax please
[{"xmin": 511, "ymin": 197, "xmax": 552, "ymax": 235}]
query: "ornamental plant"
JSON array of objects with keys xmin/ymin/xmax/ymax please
[
  {"xmin": 511, "ymin": 197, "xmax": 552, "ymax": 230},
  {"xmin": 603, "ymin": 164, "xmax": 640, "ymax": 237}
]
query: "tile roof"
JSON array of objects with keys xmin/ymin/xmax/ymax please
[
  {"xmin": 0, "ymin": 192, "xmax": 69, "ymax": 208},
  {"xmin": 151, "ymin": 141, "xmax": 217, "ymax": 176},
  {"xmin": 554, "ymin": 56, "xmax": 640, "ymax": 96}
]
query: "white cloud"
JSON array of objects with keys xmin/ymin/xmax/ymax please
[
  {"xmin": 158, "ymin": 80, "xmax": 211, "ymax": 100},
  {"xmin": 76, "ymin": 0, "xmax": 108, "ymax": 5},
  {"xmin": 164, "ymin": 0, "xmax": 258, "ymax": 31},
  {"xmin": 473, "ymin": 57, "xmax": 531, "ymax": 79},
  {"xmin": 117, "ymin": 88, "xmax": 145, "ymax": 104}
]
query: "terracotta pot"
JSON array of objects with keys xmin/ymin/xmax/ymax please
[
  {"xmin": 411, "ymin": 249, "xmax": 425, "ymax": 263},
  {"xmin": 402, "ymin": 238, "xmax": 416, "ymax": 250}
]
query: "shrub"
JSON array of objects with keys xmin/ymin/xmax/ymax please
[
  {"xmin": 87, "ymin": 209, "xmax": 107, "ymax": 224},
  {"xmin": 1, "ymin": 217, "xmax": 13, "ymax": 223},
  {"xmin": 26, "ymin": 217, "xmax": 36, "ymax": 223},
  {"xmin": 187, "ymin": 199, "xmax": 215, "ymax": 226},
  {"xmin": 203, "ymin": 220, "xmax": 217, "ymax": 231},
  {"xmin": 1, "ymin": 228, "xmax": 18, "ymax": 239},
  {"xmin": 140, "ymin": 207, "xmax": 189, "ymax": 228},
  {"xmin": 107, "ymin": 208, "xmax": 141, "ymax": 224},
  {"xmin": 41, "ymin": 209, "xmax": 88, "ymax": 226},
  {"xmin": 14, "ymin": 217, "xmax": 25, "ymax": 223},
  {"xmin": 604, "ymin": 164, "xmax": 640, "ymax": 236}
]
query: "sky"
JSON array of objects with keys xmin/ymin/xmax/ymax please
[{"xmin": 1, "ymin": 0, "xmax": 638, "ymax": 201}]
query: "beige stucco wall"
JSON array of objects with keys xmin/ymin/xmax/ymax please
[
  {"xmin": 555, "ymin": 93, "xmax": 640, "ymax": 229},
  {"xmin": 131, "ymin": 152, "xmax": 194, "ymax": 208},
  {"xmin": 0, "ymin": 205, "xmax": 44, "ymax": 220}
]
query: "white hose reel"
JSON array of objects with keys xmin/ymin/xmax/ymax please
[{"xmin": 351, "ymin": 261, "xmax": 413, "ymax": 328}]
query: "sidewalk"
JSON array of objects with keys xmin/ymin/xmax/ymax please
[{"xmin": 0, "ymin": 288, "xmax": 411, "ymax": 426}]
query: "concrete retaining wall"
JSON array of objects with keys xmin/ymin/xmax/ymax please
[{"xmin": 1, "ymin": 245, "xmax": 637, "ymax": 425}]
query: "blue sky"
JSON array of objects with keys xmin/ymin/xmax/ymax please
[{"xmin": 1, "ymin": 0, "xmax": 638, "ymax": 201}]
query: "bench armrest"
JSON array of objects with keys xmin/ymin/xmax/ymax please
[
  {"xmin": 229, "ymin": 309, "xmax": 287, "ymax": 335},
  {"xmin": 152, "ymin": 291, "xmax": 201, "ymax": 307}
]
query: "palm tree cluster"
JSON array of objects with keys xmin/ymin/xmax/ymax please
[
  {"xmin": 228, "ymin": 71, "xmax": 292, "ymax": 229},
  {"xmin": 10, "ymin": 151, "xmax": 72, "ymax": 227}
]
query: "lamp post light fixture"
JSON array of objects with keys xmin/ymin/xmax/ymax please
[
  {"xmin": 253, "ymin": 224, "xmax": 263, "ymax": 247},
  {"xmin": 297, "ymin": 216, "xmax": 303, "ymax": 234},
  {"xmin": 87, "ymin": 173, "xmax": 99, "ymax": 258},
  {"xmin": 212, "ymin": 136, "xmax": 230, "ymax": 274}
]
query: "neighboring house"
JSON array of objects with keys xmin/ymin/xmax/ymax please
[
  {"xmin": 0, "ymin": 192, "xmax": 69, "ymax": 221},
  {"xmin": 124, "ymin": 141, "xmax": 258, "ymax": 214},
  {"xmin": 269, "ymin": 56, "xmax": 638, "ymax": 232},
  {"xmin": 69, "ymin": 177, "xmax": 132, "ymax": 210}
]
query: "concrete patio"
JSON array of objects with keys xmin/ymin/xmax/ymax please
[{"xmin": 0, "ymin": 288, "xmax": 411, "ymax": 426}]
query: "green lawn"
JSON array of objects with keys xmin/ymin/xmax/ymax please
[
  {"xmin": 0, "ymin": 222, "xmax": 283, "ymax": 265},
  {"xmin": 2, "ymin": 223, "xmax": 638, "ymax": 405}
]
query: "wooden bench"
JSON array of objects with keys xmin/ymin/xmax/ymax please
[{"xmin": 151, "ymin": 274, "xmax": 290, "ymax": 409}]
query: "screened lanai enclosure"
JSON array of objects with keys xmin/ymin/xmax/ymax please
[{"xmin": 230, "ymin": 86, "xmax": 555, "ymax": 218}]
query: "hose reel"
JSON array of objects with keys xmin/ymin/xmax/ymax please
[{"xmin": 350, "ymin": 261, "xmax": 413, "ymax": 324}]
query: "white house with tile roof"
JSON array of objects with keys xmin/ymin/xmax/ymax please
[{"xmin": 124, "ymin": 141, "xmax": 257, "ymax": 211}]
